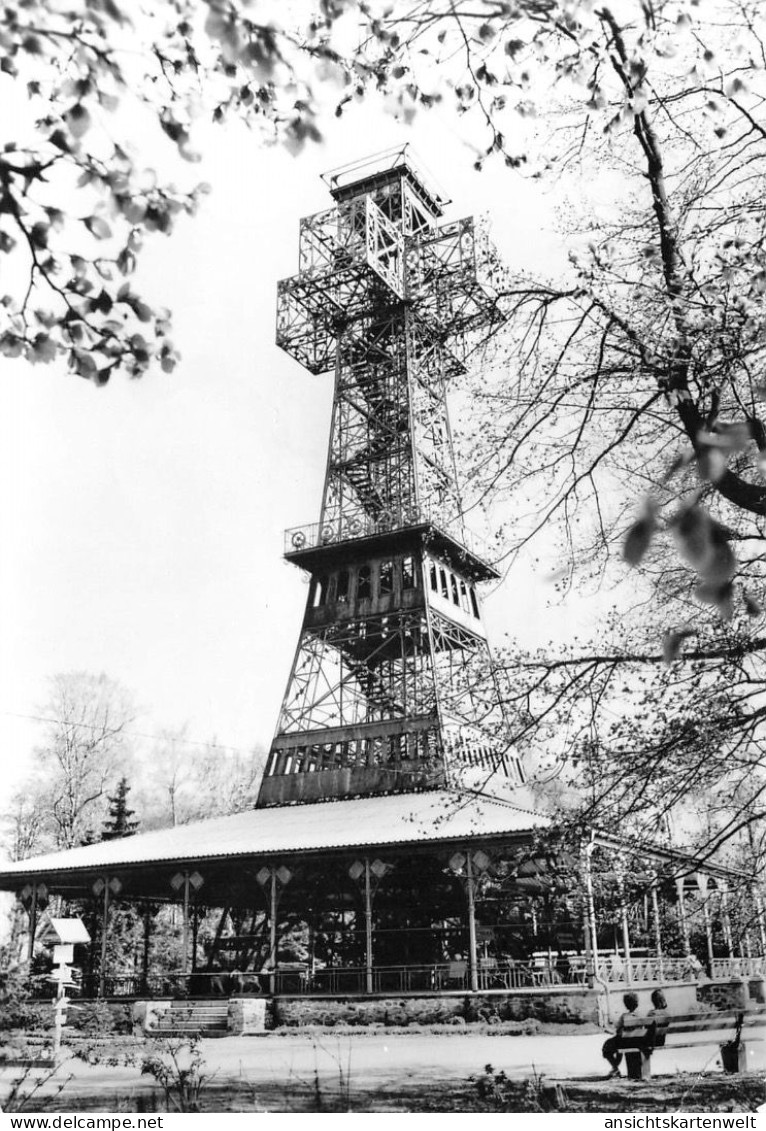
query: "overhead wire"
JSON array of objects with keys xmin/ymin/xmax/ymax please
[{"xmin": 0, "ymin": 710, "xmax": 261, "ymax": 757}]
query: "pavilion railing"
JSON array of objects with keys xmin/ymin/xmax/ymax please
[
  {"xmin": 594, "ymin": 957, "xmax": 694, "ymax": 985},
  {"xmin": 272, "ymin": 962, "xmax": 582, "ymax": 994},
  {"xmin": 68, "ymin": 964, "xmax": 551, "ymax": 998},
  {"xmin": 51, "ymin": 954, "xmax": 761, "ymax": 1000},
  {"xmin": 73, "ymin": 972, "xmax": 240, "ymax": 999},
  {"xmin": 710, "ymin": 956, "xmax": 766, "ymax": 980},
  {"xmin": 284, "ymin": 515, "xmax": 493, "ymax": 566}
]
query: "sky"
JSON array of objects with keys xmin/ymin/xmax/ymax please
[{"xmin": 0, "ymin": 74, "xmax": 599, "ymax": 818}]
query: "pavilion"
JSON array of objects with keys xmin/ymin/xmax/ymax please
[{"xmin": 0, "ymin": 784, "xmax": 760, "ymax": 1020}]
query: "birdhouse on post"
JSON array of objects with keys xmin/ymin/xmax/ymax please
[{"xmin": 38, "ymin": 918, "xmax": 90, "ymax": 1061}]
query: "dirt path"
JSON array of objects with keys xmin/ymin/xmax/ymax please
[{"xmin": 3, "ymin": 1030, "xmax": 765, "ymax": 1112}]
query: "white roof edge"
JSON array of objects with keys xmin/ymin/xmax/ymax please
[{"xmin": 0, "ymin": 790, "xmax": 550, "ymax": 881}]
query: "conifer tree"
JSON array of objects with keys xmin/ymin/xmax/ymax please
[{"xmin": 101, "ymin": 777, "xmax": 139, "ymax": 841}]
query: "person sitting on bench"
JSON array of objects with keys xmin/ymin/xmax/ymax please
[
  {"xmin": 602, "ymin": 992, "xmax": 641, "ymax": 1077},
  {"xmin": 647, "ymin": 989, "xmax": 668, "ymax": 1046}
]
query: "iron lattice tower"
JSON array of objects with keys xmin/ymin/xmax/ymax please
[{"xmin": 257, "ymin": 148, "xmax": 524, "ymax": 807}]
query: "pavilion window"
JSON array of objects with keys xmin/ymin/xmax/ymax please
[
  {"xmin": 459, "ymin": 579, "xmax": 470, "ymax": 614},
  {"xmin": 336, "ymin": 569, "xmax": 349, "ymax": 603},
  {"xmin": 429, "ymin": 562, "xmax": 438, "ymax": 592},
  {"xmin": 469, "ymin": 587, "xmax": 480, "ymax": 618},
  {"xmin": 439, "ymin": 568, "xmax": 449, "ymax": 600},
  {"xmin": 450, "ymin": 574, "xmax": 460, "ymax": 605}
]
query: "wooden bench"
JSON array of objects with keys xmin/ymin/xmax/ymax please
[{"xmin": 617, "ymin": 1008, "xmax": 766, "ymax": 1079}]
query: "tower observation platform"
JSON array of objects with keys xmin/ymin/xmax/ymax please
[{"xmin": 258, "ymin": 146, "xmax": 522, "ymax": 807}]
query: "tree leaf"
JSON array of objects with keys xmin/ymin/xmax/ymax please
[
  {"xmin": 0, "ymin": 331, "xmax": 24, "ymax": 358},
  {"xmin": 84, "ymin": 216, "xmax": 113, "ymax": 240},
  {"xmin": 65, "ymin": 103, "xmax": 91, "ymax": 140},
  {"xmin": 697, "ymin": 447, "xmax": 727, "ymax": 482},
  {"xmin": 744, "ymin": 591, "xmax": 763, "ymax": 618},
  {"xmin": 671, "ymin": 505, "xmax": 711, "ymax": 571},
  {"xmin": 693, "ymin": 580, "xmax": 734, "ymax": 620},
  {"xmin": 29, "ymin": 333, "xmax": 57, "ymax": 363},
  {"xmin": 704, "ymin": 521, "xmax": 737, "ymax": 585},
  {"xmin": 623, "ymin": 507, "xmax": 656, "ymax": 566}
]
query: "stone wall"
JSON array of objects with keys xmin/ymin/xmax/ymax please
[
  {"xmin": 595, "ymin": 980, "xmax": 758, "ymax": 1024},
  {"xmin": 133, "ymin": 999, "xmax": 173, "ymax": 1034},
  {"xmin": 747, "ymin": 979, "xmax": 765, "ymax": 1005},
  {"xmin": 229, "ymin": 997, "xmax": 268, "ymax": 1034},
  {"xmin": 697, "ymin": 980, "xmax": 749, "ymax": 1011},
  {"xmin": 596, "ymin": 982, "xmax": 699, "ymax": 1025},
  {"xmin": 272, "ymin": 988, "xmax": 599, "ymax": 1028}
]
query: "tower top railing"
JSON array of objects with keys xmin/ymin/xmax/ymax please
[
  {"xmin": 283, "ymin": 513, "xmax": 497, "ymax": 577},
  {"xmin": 322, "ymin": 145, "xmax": 449, "ymax": 214}
]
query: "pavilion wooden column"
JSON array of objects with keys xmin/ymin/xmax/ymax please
[
  {"xmin": 753, "ymin": 887, "xmax": 766, "ymax": 956},
  {"xmin": 192, "ymin": 905, "xmax": 200, "ymax": 973},
  {"xmin": 696, "ymin": 875, "xmax": 714, "ymax": 972},
  {"xmin": 617, "ymin": 858, "xmax": 632, "ymax": 984},
  {"xmin": 675, "ymin": 876, "xmax": 691, "ymax": 957},
  {"xmin": 256, "ymin": 864, "xmax": 293, "ymax": 994},
  {"xmin": 28, "ymin": 884, "xmax": 38, "ymax": 965},
  {"xmin": 364, "ymin": 863, "xmax": 372, "ymax": 992},
  {"xmin": 170, "ymin": 871, "xmax": 204, "ymax": 977},
  {"xmin": 308, "ymin": 915, "xmax": 316, "ymax": 980},
  {"xmin": 582, "ymin": 842, "xmax": 598, "ymax": 984},
  {"xmin": 650, "ymin": 879, "xmax": 664, "ymax": 978},
  {"xmin": 269, "ymin": 872, "xmax": 277, "ymax": 991},
  {"xmin": 92, "ymin": 875, "xmax": 122, "ymax": 998},
  {"xmin": 349, "ymin": 857, "xmax": 392, "ymax": 994},
  {"xmin": 142, "ymin": 904, "xmax": 153, "ymax": 994},
  {"xmin": 465, "ymin": 852, "xmax": 479, "ymax": 993},
  {"xmin": 20, "ymin": 882, "xmax": 47, "ymax": 967},
  {"xmin": 720, "ymin": 882, "xmax": 734, "ymax": 957},
  {"xmin": 448, "ymin": 848, "xmax": 491, "ymax": 993},
  {"xmin": 582, "ymin": 898, "xmax": 594, "ymax": 982}
]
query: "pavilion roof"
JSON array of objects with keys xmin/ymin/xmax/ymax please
[{"xmin": 0, "ymin": 790, "xmax": 550, "ymax": 886}]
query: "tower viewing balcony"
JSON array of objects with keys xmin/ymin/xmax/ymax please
[{"xmin": 283, "ymin": 514, "xmax": 498, "ymax": 584}]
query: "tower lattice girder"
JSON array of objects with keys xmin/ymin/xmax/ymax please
[{"xmin": 258, "ymin": 149, "xmax": 521, "ymax": 808}]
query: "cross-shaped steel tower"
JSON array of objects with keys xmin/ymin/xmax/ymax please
[{"xmin": 256, "ymin": 147, "xmax": 524, "ymax": 807}]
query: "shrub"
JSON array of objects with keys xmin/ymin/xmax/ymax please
[
  {"xmin": 141, "ymin": 1037, "xmax": 211, "ymax": 1113},
  {"xmin": 67, "ymin": 1000, "xmax": 132, "ymax": 1036},
  {"xmin": 0, "ymin": 974, "xmax": 52, "ymax": 1033},
  {"xmin": 463, "ymin": 996, "xmax": 480, "ymax": 1023},
  {"xmin": 470, "ymin": 1065, "xmax": 569, "ymax": 1113}
]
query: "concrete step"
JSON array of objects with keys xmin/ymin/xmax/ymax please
[
  {"xmin": 161, "ymin": 1007, "xmax": 229, "ymax": 1015},
  {"xmin": 148, "ymin": 999, "xmax": 231, "ymax": 1036},
  {"xmin": 161, "ymin": 1003, "xmax": 228, "ymax": 1013},
  {"xmin": 153, "ymin": 1022, "xmax": 228, "ymax": 1029}
]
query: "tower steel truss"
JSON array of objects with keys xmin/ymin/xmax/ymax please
[{"xmin": 258, "ymin": 147, "xmax": 523, "ymax": 807}]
